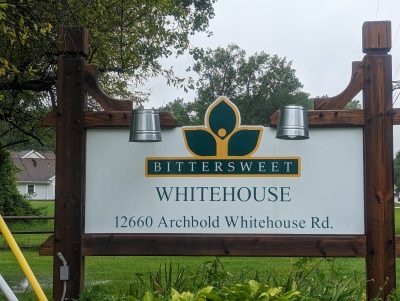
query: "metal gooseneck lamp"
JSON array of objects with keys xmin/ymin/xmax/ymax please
[
  {"xmin": 276, "ymin": 105, "xmax": 309, "ymax": 140},
  {"xmin": 129, "ymin": 109, "xmax": 162, "ymax": 142}
]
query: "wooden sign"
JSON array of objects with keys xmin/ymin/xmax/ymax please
[{"xmin": 50, "ymin": 22, "xmax": 395, "ymax": 300}]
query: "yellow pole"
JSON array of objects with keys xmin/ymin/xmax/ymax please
[{"xmin": 0, "ymin": 215, "xmax": 48, "ymax": 301}]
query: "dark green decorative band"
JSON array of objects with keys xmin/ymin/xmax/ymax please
[{"xmin": 146, "ymin": 158, "xmax": 300, "ymax": 176}]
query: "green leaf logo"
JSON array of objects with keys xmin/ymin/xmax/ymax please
[
  {"xmin": 183, "ymin": 129, "xmax": 216, "ymax": 156},
  {"xmin": 182, "ymin": 97, "xmax": 263, "ymax": 158},
  {"xmin": 207, "ymin": 99, "xmax": 238, "ymax": 139}
]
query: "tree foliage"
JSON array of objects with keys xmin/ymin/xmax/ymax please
[
  {"xmin": 395, "ymin": 151, "xmax": 400, "ymax": 195},
  {"xmin": 0, "ymin": 149, "xmax": 39, "ymax": 215},
  {"xmin": 163, "ymin": 44, "xmax": 312, "ymax": 125},
  {"xmin": 162, "ymin": 98, "xmax": 196, "ymax": 125},
  {"xmin": 0, "ymin": 0, "xmax": 216, "ymax": 149},
  {"xmin": 345, "ymin": 100, "xmax": 362, "ymax": 110}
]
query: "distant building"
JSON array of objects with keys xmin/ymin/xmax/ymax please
[{"xmin": 11, "ymin": 150, "xmax": 55, "ymax": 200}]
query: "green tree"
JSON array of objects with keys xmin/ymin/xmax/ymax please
[
  {"xmin": 161, "ymin": 98, "xmax": 198, "ymax": 125},
  {"xmin": 0, "ymin": 0, "xmax": 216, "ymax": 149},
  {"xmin": 0, "ymin": 149, "xmax": 39, "ymax": 215},
  {"xmin": 394, "ymin": 151, "xmax": 400, "ymax": 195},
  {"xmin": 316, "ymin": 95, "xmax": 361, "ymax": 110},
  {"xmin": 183, "ymin": 44, "xmax": 312, "ymax": 125},
  {"xmin": 345, "ymin": 100, "xmax": 362, "ymax": 109}
]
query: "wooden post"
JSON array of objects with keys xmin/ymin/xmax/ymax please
[
  {"xmin": 53, "ymin": 28, "xmax": 88, "ymax": 300},
  {"xmin": 363, "ymin": 21, "xmax": 395, "ymax": 300}
]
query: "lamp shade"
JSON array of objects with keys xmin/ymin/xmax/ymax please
[
  {"xmin": 129, "ymin": 109, "xmax": 162, "ymax": 142},
  {"xmin": 276, "ymin": 105, "xmax": 309, "ymax": 140}
]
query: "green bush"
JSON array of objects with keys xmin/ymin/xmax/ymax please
[
  {"xmin": 0, "ymin": 149, "xmax": 40, "ymax": 216},
  {"xmin": 79, "ymin": 282, "xmax": 300, "ymax": 301},
  {"xmin": 78, "ymin": 257, "xmax": 368, "ymax": 301}
]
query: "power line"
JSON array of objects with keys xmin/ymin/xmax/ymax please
[
  {"xmin": 395, "ymin": 63, "xmax": 400, "ymax": 79},
  {"xmin": 394, "ymin": 23, "xmax": 400, "ymax": 45},
  {"xmin": 393, "ymin": 90, "xmax": 400, "ymax": 106},
  {"xmin": 393, "ymin": 80, "xmax": 400, "ymax": 106},
  {"xmin": 393, "ymin": 23, "xmax": 400, "ymax": 79},
  {"xmin": 375, "ymin": 0, "xmax": 380, "ymax": 19}
]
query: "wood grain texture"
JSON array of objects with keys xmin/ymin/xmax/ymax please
[
  {"xmin": 53, "ymin": 28, "xmax": 86, "ymax": 301},
  {"xmin": 39, "ymin": 234, "xmax": 366, "ymax": 257},
  {"xmin": 43, "ymin": 109, "xmax": 400, "ymax": 128},
  {"xmin": 364, "ymin": 53, "xmax": 395, "ymax": 299},
  {"xmin": 314, "ymin": 61, "xmax": 364, "ymax": 110},
  {"xmin": 363, "ymin": 21, "xmax": 392, "ymax": 53},
  {"xmin": 269, "ymin": 110, "xmax": 365, "ymax": 127},
  {"xmin": 57, "ymin": 27, "xmax": 88, "ymax": 56},
  {"xmin": 43, "ymin": 111, "xmax": 177, "ymax": 128},
  {"xmin": 85, "ymin": 64, "xmax": 132, "ymax": 111},
  {"xmin": 39, "ymin": 235, "xmax": 54, "ymax": 256},
  {"xmin": 40, "ymin": 235, "xmax": 400, "ymax": 257},
  {"xmin": 82, "ymin": 235, "xmax": 366, "ymax": 257}
]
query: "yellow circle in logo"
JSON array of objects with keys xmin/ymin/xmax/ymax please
[{"xmin": 218, "ymin": 128, "xmax": 227, "ymax": 137}]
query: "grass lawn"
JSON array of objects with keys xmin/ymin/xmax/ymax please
[
  {"xmin": 30, "ymin": 200, "xmax": 55, "ymax": 216},
  {"xmin": 395, "ymin": 203, "xmax": 400, "ymax": 234}
]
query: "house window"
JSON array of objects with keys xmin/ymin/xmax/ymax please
[{"xmin": 27, "ymin": 184, "xmax": 35, "ymax": 194}]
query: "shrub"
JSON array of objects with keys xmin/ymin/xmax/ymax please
[
  {"xmin": 0, "ymin": 149, "xmax": 40, "ymax": 216},
  {"xmin": 78, "ymin": 257, "xmax": 367, "ymax": 301}
]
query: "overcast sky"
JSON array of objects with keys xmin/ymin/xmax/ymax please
[{"xmin": 146, "ymin": 0, "xmax": 400, "ymax": 152}]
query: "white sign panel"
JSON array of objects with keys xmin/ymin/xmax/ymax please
[{"xmin": 85, "ymin": 126, "xmax": 364, "ymax": 235}]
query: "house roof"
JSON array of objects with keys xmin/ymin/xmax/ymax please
[
  {"xmin": 12, "ymin": 150, "xmax": 55, "ymax": 183},
  {"xmin": 11, "ymin": 150, "xmax": 55, "ymax": 160}
]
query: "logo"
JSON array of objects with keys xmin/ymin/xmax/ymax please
[
  {"xmin": 146, "ymin": 97, "xmax": 300, "ymax": 177},
  {"xmin": 182, "ymin": 96, "xmax": 262, "ymax": 157}
]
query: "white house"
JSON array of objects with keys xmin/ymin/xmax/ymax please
[{"xmin": 12, "ymin": 150, "xmax": 56, "ymax": 200}]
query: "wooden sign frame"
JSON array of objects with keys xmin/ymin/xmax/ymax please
[{"xmin": 42, "ymin": 22, "xmax": 397, "ymax": 300}]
